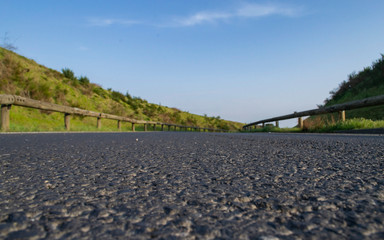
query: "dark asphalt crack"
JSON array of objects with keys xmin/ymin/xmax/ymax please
[{"xmin": 0, "ymin": 132, "xmax": 383, "ymax": 239}]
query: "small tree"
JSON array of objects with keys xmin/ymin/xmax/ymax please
[
  {"xmin": 1, "ymin": 33, "xmax": 17, "ymax": 51},
  {"xmin": 61, "ymin": 68, "xmax": 76, "ymax": 81}
]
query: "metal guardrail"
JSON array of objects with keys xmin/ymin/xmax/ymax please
[
  {"xmin": 0, "ymin": 94, "xmax": 228, "ymax": 132},
  {"xmin": 243, "ymin": 95, "xmax": 384, "ymax": 130}
]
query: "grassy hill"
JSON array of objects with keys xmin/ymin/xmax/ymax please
[
  {"xmin": 304, "ymin": 55, "xmax": 384, "ymax": 130},
  {"xmin": 323, "ymin": 54, "xmax": 384, "ymax": 119},
  {"xmin": 0, "ymin": 47, "xmax": 243, "ymax": 132}
]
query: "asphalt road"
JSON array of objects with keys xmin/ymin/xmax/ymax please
[{"xmin": 0, "ymin": 132, "xmax": 383, "ymax": 239}]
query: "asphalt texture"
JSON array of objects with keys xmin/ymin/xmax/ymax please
[{"xmin": 0, "ymin": 132, "xmax": 383, "ymax": 239}]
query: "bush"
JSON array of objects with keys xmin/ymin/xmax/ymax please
[
  {"xmin": 78, "ymin": 76, "xmax": 90, "ymax": 85},
  {"xmin": 143, "ymin": 104, "xmax": 158, "ymax": 118},
  {"xmin": 28, "ymin": 82, "xmax": 52, "ymax": 101},
  {"xmin": 62, "ymin": 68, "xmax": 76, "ymax": 80},
  {"xmin": 93, "ymin": 87, "xmax": 106, "ymax": 97},
  {"xmin": 125, "ymin": 92, "xmax": 133, "ymax": 101},
  {"xmin": 111, "ymin": 90, "xmax": 126, "ymax": 103}
]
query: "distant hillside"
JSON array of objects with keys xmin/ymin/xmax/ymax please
[
  {"xmin": 322, "ymin": 55, "xmax": 384, "ymax": 120},
  {"xmin": 0, "ymin": 47, "xmax": 243, "ymax": 131},
  {"xmin": 304, "ymin": 55, "xmax": 384, "ymax": 130}
]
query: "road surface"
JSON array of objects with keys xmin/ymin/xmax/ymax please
[{"xmin": 0, "ymin": 132, "xmax": 383, "ymax": 239}]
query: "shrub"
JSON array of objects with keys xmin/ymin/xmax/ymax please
[
  {"xmin": 186, "ymin": 116, "xmax": 197, "ymax": 125},
  {"xmin": 93, "ymin": 87, "xmax": 107, "ymax": 98},
  {"xmin": 111, "ymin": 90, "xmax": 126, "ymax": 103},
  {"xmin": 143, "ymin": 104, "xmax": 158, "ymax": 118},
  {"xmin": 62, "ymin": 68, "xmax": 76, "ymax": 80},
  {"xmin": 171, "ymin": 111, "xmax": 181, "ymax": 123},
  {"xmin": 28, "ymin": 82, "xmax": 52, "ymax": 101},
  {"xmin": 78, "ymin": 76, "xmax": 90, "ymax": 85},
  {"xmin": 125, "ymin": 92, "xmax": 133, "ymax": 101}
]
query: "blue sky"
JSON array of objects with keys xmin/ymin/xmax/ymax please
[{"xmin": 1, "ymin": 0, "xmax": 384, "ymax": 126}]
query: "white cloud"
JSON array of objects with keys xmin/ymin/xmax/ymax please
[
  {"xmin": 176, "ymin": 12, "xmax": 232, "ymax": 26},
  {"xmin": 237, "ymin": 3, "xmax": 298, "ymax": 18},
  {"xmin": 86, "ymin": 3, "xmax": 302, "ymax": 28},
  {"xmin": 87, "ymin": 18, "xmax": 140, "ymax": 27},
  {"xmin": 174, "ymin": 3, "xmax": 302, "ymax": 27}
]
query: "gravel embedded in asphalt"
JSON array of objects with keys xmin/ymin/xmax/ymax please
[{"xmin": 0, "ymin": 132, "xmax": 383, "ymax": 239}]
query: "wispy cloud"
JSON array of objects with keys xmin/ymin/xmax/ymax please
[
  {"xmin": 78, "ymin": 46, "xmax": 89, "ymax": 51},
  {"xmin": 236, "ymin": 3, "xmax": 299, "ymax": 18},
  {"xmin": 87, "ymin": 18, "xmax": 141, "ymax": 27},
  {"xmin": 175, "ymin": 11, "xmax": 232, "ymax": 26},
  {"xmin": 174, "ymin": 3, "xmax": 302, "ymax": 27},
  {"xmin": 86, "ymin": 3, "xmax": 303, "ymax": 28}
]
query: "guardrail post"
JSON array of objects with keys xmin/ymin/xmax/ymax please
[
  {"xmin": 275, "ymin": 121, "xmax": 279, "ymax": 128},
  {"xmin": 117, "ymin": 120, "xmax": 121, "ymax": 130},
  {"xmin": 298, "ymin": 117, "xmax": 304, "ymax": 129},
  {"xmin": 168, "ymin": 125, "xmax": 171, "ymax": 131},
  {"xmin": 339, "ymin": 110, "xmax": 346, "ymax": 122},
  {"xmin": 144, "ymin": 124, "xmax": 148, "ymax": 131},
  {"xmin": 97, "ymin": 117, "xmax": 101, "ymax": 129},
  {"xmin": 153, "ymin": 124, "xmax": 156, "ymax": 131},
  {"xmin": 161, "ymin": 124, "xmax": 164, "ymax": 131},
  {"xmin": 1, "ymin": 104, "xmax": 11, "ymax": 131},
  {"xmin": 132, "ymin": 123, "xmax": 135, "ymax": 132},
  {"xmin": 64, "ymin": 113, "xmax": 70, "ymax": 131}
]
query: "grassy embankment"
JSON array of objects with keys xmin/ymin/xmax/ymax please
[
  {"xmin": 0, "ymin": 47, "xmax": 243, "ymax": 132},
  {"xmin": 249, "ymin": 55, "xmax": 384, "ymax": 133}
]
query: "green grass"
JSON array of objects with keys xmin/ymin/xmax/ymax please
[
  {"xmin": 4, "ymin": 106, "xmax": 211, "ymax": 132},
  {"xmin": 7, "ymin": 106, "xmax": 136, "ymax": 132},
  {"xmin": 245, "ymin": 126, "xmax": 302, "ymax": 133},
  {"xmin": 308, "ymin": 118, "xmax": 384, "ymax": 133},
  {"xmin": 243, "ymin": 118, "xmax": 384, "ymax": 134},
  {"xmin": 323, "ymin": 54, "xmax": 384, "ymax": 120}
]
